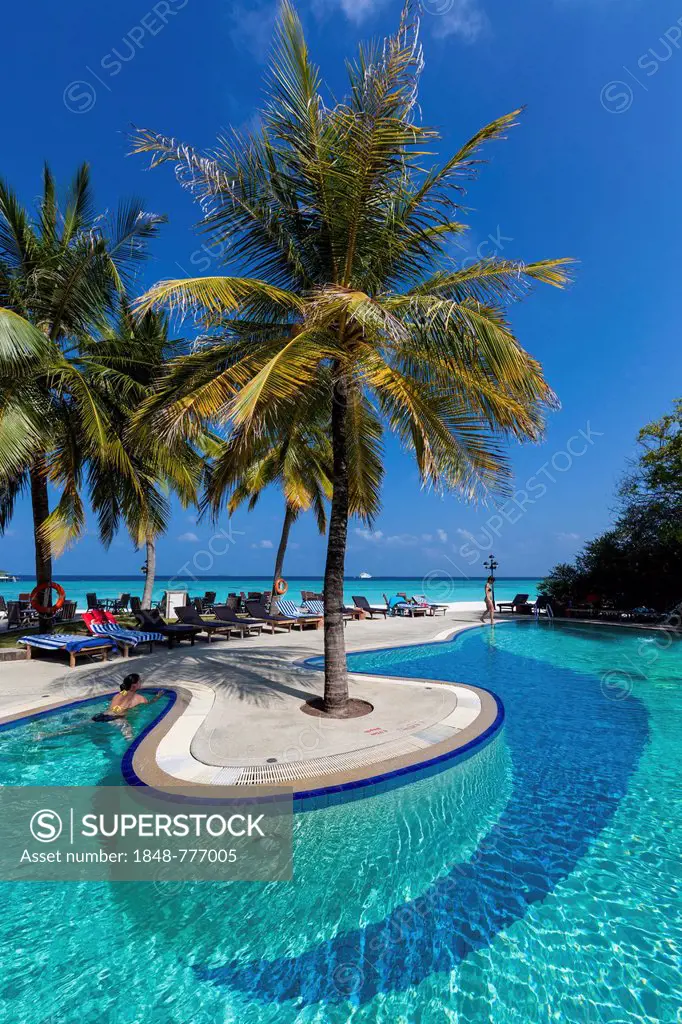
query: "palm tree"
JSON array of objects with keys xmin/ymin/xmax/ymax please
[
  {"xmin": 0, "ymin": 165, "xmax": 164, "ymax": 627},
  {"xmin": 131, "ymin": 2, "xmax": 573, "ymax": 713},
  {"xmin": 91, "ymin": 299, "xmax": 207, "ymax": 609},
  {"xmin": 205, "ymin": 387, "xmax": 381, "ymax": 600}
]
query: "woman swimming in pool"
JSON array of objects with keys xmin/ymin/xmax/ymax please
[
  {"xmin": 91, "ymin": 673, "xmax": 162, "ymax": 729},
  {"xmin": 480, "ymin": 576, "xmax": 495, "ymax": 626},
  {"xmin": 37, "ymin": 675, "xmax": 162, "ymax": 743}
]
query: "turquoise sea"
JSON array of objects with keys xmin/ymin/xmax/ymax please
[{"xmin": 0, "ymin": 575, "xmax": 541, "ymax": 610}]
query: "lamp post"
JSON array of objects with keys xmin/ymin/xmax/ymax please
[{"xmin": 483, "ymin": 553, "xmax": 499, "ymax": 607}]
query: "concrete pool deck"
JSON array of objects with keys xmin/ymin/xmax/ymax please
[{"xmin": 0, "ymin": 609, "xmax": 502, "ymax": 799}]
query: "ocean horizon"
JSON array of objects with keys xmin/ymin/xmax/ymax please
[{"xmin": 0, "ymin": 574, "xmax": 543, "ymax": 609}]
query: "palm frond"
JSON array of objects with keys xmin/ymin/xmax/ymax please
[{"xmin": 0, "ymin": 309, "xmax": 55, "ymax": 365}]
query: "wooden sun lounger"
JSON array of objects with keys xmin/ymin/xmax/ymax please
[{"xmin": 19, "ymin": 634, "xmax": 115, "ymax": 669}]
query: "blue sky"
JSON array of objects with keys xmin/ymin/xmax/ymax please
[{"xmin": 2, "ymin": 0, "xmax": 681, "ymax": 579}]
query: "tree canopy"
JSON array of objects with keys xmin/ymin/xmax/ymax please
[{"xmin": 540, "ymin": 400, "xmax": 682, "ymax": 612}]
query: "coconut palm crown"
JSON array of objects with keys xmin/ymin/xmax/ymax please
[
  {"xmin": 0, "ymin": 164, "xmax": 165, "ymax": 626},
  {"xmin": 93, "ymin": 299, "xmax": 208, "ymax": 608},
  {"xmin": 131, "ymin": 1, "xmax": 574, "ymax": 712}
]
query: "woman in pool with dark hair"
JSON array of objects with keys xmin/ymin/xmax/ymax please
[
  {"xmin": 37, "ymin": 675, "xmax": 163, "ymax": 743},
  {"xmin": 92, "ymin": 673, "xmax": 162, "ymax": 724}
]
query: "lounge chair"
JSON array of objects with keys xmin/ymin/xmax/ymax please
[
  {"xmin": 175, "ymin": 605, "xmax": 232, "ymax": 642},
  {"xmin": 245, "ymin": 600, "xmax": 300, "ymax": 633},
  {"xmin": 630, "ymin": 606, "xmax": 662, "ymax": 624},
  {"xmin": 302, "ymin": 597, "xmax": 355, "ymax": 624},
  {"xmin": 7, "ymin": 600, "xmax": 35, "ymax": 629},
  {"xmin": 411, "ymin": 594, "xmax": 448, "ymax": 616},
  {"xmin": 398, "ymin": 593, "xmax": 434, "ymax": 616},
  {"xmin": 17, "ymin": 633, "xmax": 115, "ymax": 669},
  {"xmin": 86, "ymin": 592, "xmax": 101, "ymax": 610},
  {"xmin": 212, "ymin": 605, "xmax": 264, "ymax": 637},
  {"xmin": 83, "ymin": 611, "xmax": 166, "ymax": 656},
  {"xmin": 110, "ymin": 592, "xmax": 131, "ymax": 613},
  {"xmin": 134, "ymin": 608, "xmax": 201, "ymax": 648},
  {"xmin": 277, "ymin": 598, "xmax": 324, "ymax": 629},
  {"xmin": 55, "ymin": 600, "xmax": 77, "ymax": 623},
  {"xmin": 385, "ymin": 594, "xmax": 427, "ymax": 617},
  {"xmin": 352, "ymin": 595, "xmax": 388, "ymax": 619},
  {"xmin": 496, "ymin": 593, "xmax": 530, "ymax": 613}
]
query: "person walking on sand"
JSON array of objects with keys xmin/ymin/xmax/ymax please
[{"xmin": 480, "ymin": 576, "xmax": 495, "ymax": 626}]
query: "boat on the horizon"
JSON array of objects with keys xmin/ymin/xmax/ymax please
[
  {"xmin": 0, "ymin": 571, "xmax": 19, "ymax": 582},
  {"xmin": 358, "ymin": 571, "xmax": 372, "ymax": 579}
]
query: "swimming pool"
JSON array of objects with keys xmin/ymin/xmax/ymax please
[
  {"xmin": 0, "ymin": 691, "xmax": 175, "ymax": 787},
  {"xmin": 1, "ymin": 621, "xmax": 680, "ymax": 1022}
]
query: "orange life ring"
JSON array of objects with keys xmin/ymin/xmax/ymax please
[
  {"xmin": 274, "ymin": 578, "xmax": 288, "ymax": 596},
  {"xmin": 30, "ymin": 582, "xmax": 66, "ymax": 616}
]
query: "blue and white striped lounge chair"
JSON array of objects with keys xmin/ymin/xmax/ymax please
[
  {"xmin": 303, "ymin": 598, "xmax": 354, "ymax": 625},
  {"xmin": 88, "ymin": 622, "xmax": 166, "ymax": 656},
  {"xmin": 277, "ymin": 598, "xmax": 323, "ymax": 628},
  {"xmin": 18, "ymin": 633, "xmax": 116, "ymax": 668}
]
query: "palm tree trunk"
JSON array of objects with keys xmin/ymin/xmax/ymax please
[
  {"xmin": 142, "ymin": 535, "xmax": 156, "ymax": 610},
  {"xmin": 323, "ymin": 371, "xmax": 350, "ymax": 711},
  {"xmin": 272, "ymin": 504, "xmax": 295, "ymax": 605},
  {"xmin": 29, "ymin": 456, "xmax": 53, "ymax": 633}
]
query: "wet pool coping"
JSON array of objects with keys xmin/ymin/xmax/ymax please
[{"xmin": 125, "ymin": 675, "xmax": 503, "ymax": 807}]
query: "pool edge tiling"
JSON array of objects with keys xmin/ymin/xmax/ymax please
[
  {"xmin": 0, "ymin": 622, "xmax": 506, "ymax": 807},
  {"xmin": 0, "ymin": 674, "xmax": 504, "ymax": 808}
]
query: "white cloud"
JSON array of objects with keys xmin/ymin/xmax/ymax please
[
  {"xmin": 230, "ymin": 0, "xmax": 487, "ymax": 69},
  {"xmin": 229, "ymin": 1, "xmax": 278, "ymax": 60},
  {"xmin": 386, "ymin": 533, "xmax": 421, "ymax": 547},
  {"xmin": 178, "ymin": 532, "xmax": 199, "ymax": 543},
  {"xmin": 310, "ymin": 0, "xmax": 387, "ymax": 23},
  {"xmin": 426, "ymin": 0, "xmax": 489, "ymax": 43},
  {"xmin": 456, "ymin": 527, "xmax": 476, "ymax": 543},
  {"xmin": 557, "ymin": 532, "xmax": 580, "ymax": 543},
  {"xmin": 437, "ymin": 528, "xmax": 448, "ymax": 543},
  {"xmin": 251, "ymin": 539, "xmax": 274, "ymax": 549},
  {"xmin": 354, "ymin": 528, "xmax": 424, "ymax": 547},
  {"xmin": 355, "ymin": 528, "xmax": 384, "ymax": 543},
  {"xmin": 356, "ymin": 528, "xmax": 448, "ymax": 548}
]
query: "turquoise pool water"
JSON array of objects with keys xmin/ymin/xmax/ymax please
[
  {"xmin": 1, "ymin": 621, "xmax": 680, "ymax": 1022},
  {"xmin": 0, "ymin": 692, "xmax": 173, "ymax": 787}
]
